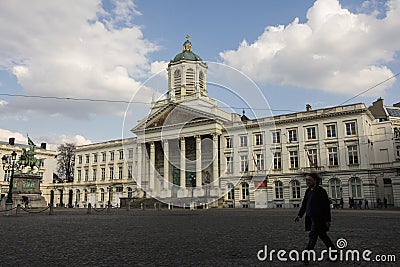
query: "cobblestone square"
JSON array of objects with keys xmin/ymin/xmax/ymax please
[{"xmin": 0, "ymin": 208, "xmax": 399, "ymax": 266}]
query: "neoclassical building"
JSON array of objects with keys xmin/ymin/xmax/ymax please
[
  {"xmin": 44, "ymin": 39, "xmax": 400, "ymax": 209},
  {"xmin": 0, "ymin": 139, "xmax": 56, "ymax": 205}
]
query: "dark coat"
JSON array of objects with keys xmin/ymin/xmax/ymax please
[{"xmin": 298, "ymin": 185, "xmax": 331, "ymax": 232}]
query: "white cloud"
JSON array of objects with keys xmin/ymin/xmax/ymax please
[
  {"xmin": 0, "ymin": 0, "xmax": 158, "ymax": 118},
  {"xmin": 0, "ymin": 129, "xmax": 27, "ymax": 144},
  {"xmin": 220, "ymin": 0, "xmax": 400, "ymax": 96},
  {"xmin": 0, "ymin": 128, "xmax": 92, "ymax": 151}
]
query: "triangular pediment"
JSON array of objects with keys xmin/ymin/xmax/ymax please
[{"xmin": 131, "ymin": 98, "xmax": 234, "ymax": 134}]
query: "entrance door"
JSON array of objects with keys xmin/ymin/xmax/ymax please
[
  {"xmin": 68, "ymin": 190, "xmax": 73, "ymax": 208},
  {"xmin": 50, "ymin": 190, "xmax": 54, "ymax": 206},
  {"xmin": 172, "ymin": 167, "xmax": 180, "ymax": 198}
]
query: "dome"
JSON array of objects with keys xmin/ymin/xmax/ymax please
[{"xmin": 171, "ymin": 39, "xmax": 202, "ymax": 62}]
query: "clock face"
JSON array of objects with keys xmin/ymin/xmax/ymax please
[{"xmin": 174, "ymin": 69, "xmax": 181, "ymax": 77}]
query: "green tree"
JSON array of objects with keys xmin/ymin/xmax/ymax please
[{"xmin": 56, "ymin": 143, "xmax": 75, "ymax": 182}]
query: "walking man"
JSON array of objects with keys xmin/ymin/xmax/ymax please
[{"xmin": 295, "ymin": 173, "xmax": 335, "ymax": 262}]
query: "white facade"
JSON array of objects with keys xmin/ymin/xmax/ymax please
[
  {"xmin": 0, "ymin": 140, "xmax": 56, "ymax": 202},
  {"xmin": 44, "ymin": 40, "xmax": 400, "ymax": 208}
]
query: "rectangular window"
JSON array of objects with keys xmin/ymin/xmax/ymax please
[
  {"xmin": 90, "ymin": 188, "xmax": 96, "ymax": 193},
  {"xmin": 272, "ymin": 131, "xmax": 281, "ymax": 144},
  {"xmin": 348, "ymin": 145, "xmax": 359, "ymax": 165},
  {"xmin": 128, "ymin": 165, "xmax": 133, "ymax": 179},
  {"xmin": 307, "ymin": 149, "xmax": 318, "ymax": 167},
  {"xmin": 119, "ymin": 151, "xmax": 124, "ymax": 160},
  {"xmin": 255, "ymin": 153, "xmax": 264, "ymax": 171},
  {"xmin": 255, "ymin": 133, "xmax": 263, "ymax": 146},
  {"xmin": 92, "ymin": 169, "xmax": 97, "ymax": 181},
  {"xmin": 273, "ymin": 152, "xmax": 282, "ymax": 170},
  {"xmin": 93, "ymin": 153, "xmax": 98, "ymax": 163},
  {"xmin": 102, "ymin": 152, "xmax": 106, "ymax": 162},
  {"xmin": 288, "ymin": 129, "xmax": 298, "ymax": 142},
  {"xmin": 328, "ymin": 147, "xmax": 339, "ymax": 166},
  {"xmin": 77, "ymin": 170, "xmax": 82, "ymax": 182},
  {"xmin": 289, "ymin": 151, "xmax": 299, "ymax": 169},
  {"xmin": 78, "ymin": 155, "xmax": 82, "ymax": 164},
  {"xmin": 116, "ymin": 187, "xmax": 123, "ymax": 193},
  {"xmin": 109, "ymin": 167, "xmax": 114, "ymax": 180},
  {"xmin": 225, "ymin": 136, "xmax": 233, "ymax": 148},
  {"xmin": 110, "ymin": 151, "xmax": 114, "ymax": 161},
  {"xmin": 4, "ymin": 170, "xmax": 11, "ymax": 181},
  {"xmin": 240, "ymin": 155, "xmax": 248, "ymax": 172},
  {"xmin": 326, "ymin": 124, "xmax": 337, "ymax": 138},
  {"xmin": 101, "ymin": 168, "xmax": 105, "ymax": 180},
  {"xmin": 118, "ymin": 167, "xmax": 123, "ymax": 179},
  {"xmin": 85, "ymin": 155, "xmax": 90, "ymax": 164},
  {"xmin": 240, "ymin": 135, "xmax": 248, "ymax": 147},
  {"xmin": 128, "ymin": 149, "xmax": 134, "ymax": 159},
  {"xmin": 226, "ymin": 156, "xmax": 233, "ymax": 173},
  {"xmin": 306, "ymin": 127, "xmax": 317, "ymax": 140},
  {"xmin": 345, "ymin": 121, "xmax": 357, "ymax": 136},
  {"xmin": 84, "ymin": 169, "xmax": 89, "ymax": 181}
]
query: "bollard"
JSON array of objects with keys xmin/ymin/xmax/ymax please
[
  {"xmin": 87, "ymin": 203, "xmax": 92, "ymax": 214},
  {"xmin": 49, "ymin": 204, "xmax": 54, "ymax": 215},
  {"xmin": 126, "ymin": 203, "xmax": 130, "ymax": 211},
  {"xmin": 16, "ymin": 204, "xmax": 21, "ymax": 216},
  {"xmin": 140, "ymin": 202, "xmax": 145, "ymax": 210}
]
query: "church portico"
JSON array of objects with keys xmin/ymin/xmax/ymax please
[{"xmin": 135, "ymin": 132, "xmax": 221, "ymax": 202}]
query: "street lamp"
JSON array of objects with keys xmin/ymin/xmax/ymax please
[{"xmin": 2, "ymin": 151, "xmax": 26, "ymax": 213}]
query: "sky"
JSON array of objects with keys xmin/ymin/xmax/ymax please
[{"xmin": 0, "ymin": 0, "xmax": 399, "ymax": 149}]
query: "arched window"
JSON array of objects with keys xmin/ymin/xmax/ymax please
[
  {"xmin": 199, "ymin": 71, "xmax": 205, "ymax": 91},
  {"xmin": 76, "ymin": 189, "xmax": 81, "ymax": 203},
  {"xmin": 100, "ymin": 188, "xmax": 105, "ymax": 202},
  {"xmin": 349, "ymin": 177, "xmax": 362, "ymax": 198},
  {"xmin": 241, "ymin": 182, "xmax": 249, "ymax": 200},
  {"xmin": 173, "ymin": 69, "xmax": 181, "ymax": 91},
  {"xmin": 275, "ymin": 180, "xmax": 283, "ymax": 199},
  {"xmin": 127, "ymin": 187, "xmax": 133, "ymax": 198},
  {"xmin": 291, "ymin": 180, "xmax": 301, "ymax": 199},
  {"xmin": 329, "ymin": 178, "xmax": 342, "ymax": 199},
  {"xmin": 186, "ymin": 68, "xmax": 195, "ymax": 94},
  {"xmin": 227, "ymin": 183, "xmax": 234, "ymax": 200}
]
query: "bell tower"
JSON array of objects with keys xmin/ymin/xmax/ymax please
[{"xmin": 167, "ymin": 36, "xmax": 208, "ymax": 102}]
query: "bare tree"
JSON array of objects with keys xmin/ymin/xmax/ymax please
[{"xmin": 56, "ymin": 143, "xmax": 75, "ymax": 182}]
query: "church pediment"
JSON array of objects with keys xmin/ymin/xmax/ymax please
[{"xmin": 132, "ymin": 102, "xmax": 223, "ymax": 133}]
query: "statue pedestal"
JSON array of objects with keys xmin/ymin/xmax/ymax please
[{"xmin": 1, "ymin": 174, "xmax": 47, "ymax": 209}]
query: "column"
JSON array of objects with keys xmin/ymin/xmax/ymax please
[
  {"xmin": 196, "ymin": 135, "xmax": 202, "ymax": 187},
  {"xmin": 149, "ymin": 141, "xmax": 155, "ymax": 190},
  {"xmin": 163, "ymin": 139, "xmax": 169, "ymax": 189},
  {"xmin": 180, "ymin": 137, "xmax": 186, "ymax": 188},
  {"xmin": 212, "ymin": 133, "xmax": 219, "ymax": 183},
  {"xmin": 137, "ymin": 143, "xmax": 142, "ymax": 187}
]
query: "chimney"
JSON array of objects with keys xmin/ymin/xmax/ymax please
[
  {"xmin": 306, "ymin": 104, "xmax": 312, "ymax": 112},
  {"xmin": 393, "ymin": 102, "xmax": 400, "ymax": 108},
  {"xmin": 369, "ymin": 97, "xmax": 386, "ymax": 119},
  {"xmin": 40, "ymin": 143, "xmax": 47, "ymax": 150},
  {"xmin": 8, "ymin": 137, "xmax": 15, "ymax": 146}
]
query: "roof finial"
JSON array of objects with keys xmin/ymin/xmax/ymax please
[
  {"xmin": 185, "ymin": 34, "xmax": 190, "ymax": 40},
  {"xmin": 183, "ymin": 35, "xmax": 192, "ymax": 52}
]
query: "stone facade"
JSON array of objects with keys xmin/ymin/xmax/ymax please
[{"xmin": 43, "ymin": 40, "xmax": 400, "ymax": 209}]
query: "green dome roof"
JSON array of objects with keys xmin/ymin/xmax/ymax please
[
  {"xmin": 171, "ymin": 39, "xmax": 202, "ymax": 62},
  {"xmin": 172, "ymin": 51, "xmax": 202, "ymax": 62}
]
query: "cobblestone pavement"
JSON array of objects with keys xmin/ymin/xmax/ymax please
[{"xmin": 0, "ymin": 208, "xmax": 399, "ymax": 266}]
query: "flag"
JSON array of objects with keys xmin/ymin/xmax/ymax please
[{"xmin": 27, "ymin": 135, "xmax": 36, "ymax": 147}]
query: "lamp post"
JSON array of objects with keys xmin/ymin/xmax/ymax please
[{"xmin": 2, "ymin": 151, "xmax": 26, "ymax": 214}]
